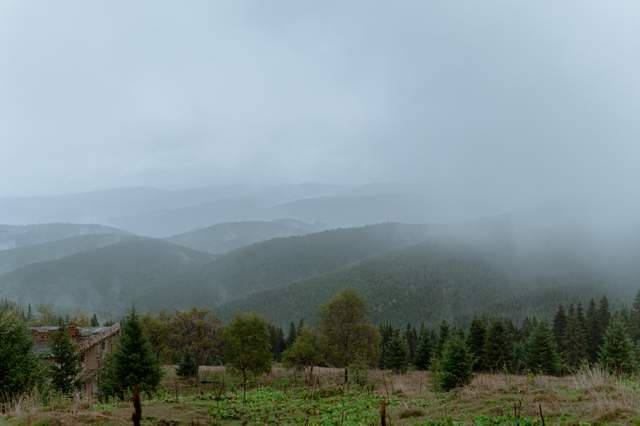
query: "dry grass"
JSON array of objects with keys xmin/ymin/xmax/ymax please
[{"xmin": 4, "ymin": 366, "xmax": 640, "ymax": 425}]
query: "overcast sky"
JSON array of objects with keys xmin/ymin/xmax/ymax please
[{"xmin": 1, "ymin": 0, "xmax": 639, "ymax": 201}]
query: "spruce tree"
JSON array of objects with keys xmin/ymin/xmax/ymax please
[
  {"xmin": 467, "ymin": 317, "xmax": 487, "ymax": 372},
  {"xmin": 404, "ymin": 323, "xmax": 418, "ymax": 365},
  {"xmin": 286, "ymin": 321, "xmax": 298, "ymax": 348},
  {"xmin": 631, "ymin": 289, "xmax": 640, "ymax": 342},
  {"xmin": 599, "ymin": 314, "xmax": 637, "ymax": 375},
  {"xmin": 414, "ymin": 329, "xmax": 432, "ymax": 370},
  {"xmin": 484, "ymin": 319, "xmax": 513, "ymax": 372},
  {"xmin": 0, "ymin": 308, "xmax": 39, "ymax": 403},
  {"xmin": 91, "ymin": 314, "xmax": 99, "ymax": 327},
  {"xmin": 113, "ymin": 309, "xmax": 161, "ymax": 426},
  {"xmin": 553, "ymin": 305, "xmax": 567, "ymax": 355},
  {"xmin": 585, "ymin": 298, "xmax": 601, "ymax": 363},
  {"xmin": 378, "ymin": 323, "xmax": 395, "ymax": 369},
  {"xmin": 598, "ymin": 296, "xmax": 611, "ymax": 337},
  {"xmin": 432, "ymin": 334, "xmax": 473, "ymax": 391},
  {"xmin": 50, "ymin": 327, "xmax": 81, "ymax": 394},
  {"xmin": 383, "ymin": 330, "xmax": 408, "ymax": 373},
  {"xmin": 563, "ymin": 304, "xmax": 588, "ymax": 370},
  {"xmin": 176, "ymin": 354, "xmax": 198, "ymax": 378},
  {"xmin": 525, "ymin": 322, "xmax": 560, "ymax": 375},
  {"xmin": 435, "ymin": 321, "xmax": 450, "ymax": 358}
]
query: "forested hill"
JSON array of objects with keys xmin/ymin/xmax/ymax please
[
  {"xmin": 0, "ymin": 233, "xmax": 132, "ymax": 275},
  {"xmin": 0, "ymin": 223, "xmax": 127, "ymax": 250},
  {"xmin": 0, "ymin": 238, "xmax": 212, "ymax": 315},
  {"xmin": 142, "ymin": 222, "xmax": 433, "ymax": 309},
  {"xmin": 216, "ymin": 240, "xmax": 626, "ymax": 327},
  {"xmin": 165, "ymin": 220, "xmax": 323, "ymax": 255}
]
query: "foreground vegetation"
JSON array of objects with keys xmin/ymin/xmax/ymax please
[
  {"xmin": 4, "ymin": 366, "xmax": 640, "ymax": 425},
  {"xmin": 4, "ymin": 288, "xmax": 640, "ymax": 424}
]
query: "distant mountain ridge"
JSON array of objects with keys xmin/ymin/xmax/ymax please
[
  {"xmin": 166, "ymin": 220, "xmax": 325, "ymax": 254},
  {"xmin": 0, "ymin": 223, "xmax": 127, "ymax": 250}
]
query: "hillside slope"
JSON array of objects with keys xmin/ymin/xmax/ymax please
[
  {"xmin": 217, "ymin": 241, "xmax": 622, "ymax": 327},
  {"xmin": 0, "ymin": 238, "xmax": 212, "ymax": 314},
  {"xmin": 0, "ymin": 223, "xmax": 127, "ymax": 250},
  {"xmin": 0, "ymin": 233, "xmax": 132, "ymax": 275},
  {"xmin": 166, "ymin": 220, "xmax": 323, "ymax": 254},
  {"xmin": 143, "ymin": 223, "xmax": 433, "ymax": 309}
]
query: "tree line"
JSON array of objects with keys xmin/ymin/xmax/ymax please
[{"xmin": 3, "ymin": 289, "xmax": 640, "ymax": 417}]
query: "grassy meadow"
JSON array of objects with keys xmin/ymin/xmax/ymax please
[{"xmin": 3, "ymin": 366, "xmax": 640, "ymax": 425}]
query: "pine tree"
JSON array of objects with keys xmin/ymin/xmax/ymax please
[
  {"xmin": 0, "ymin": 308, "xmax": 39, "ymax": 403},
  {"xmin": 525, "ymin": 322, "xmax": 560, "ymax": 375},
  {"xmin": 113, "ymin": 309, "xmax": 161, "ymax": 426},
  {"xmin": 286, "ymin": 322, "xmax": 298, "ymax": 348},
  {"xmin": 435, "ymin": 321, "xmax": 450, "ymax": 358},
  {"xmin": 383, "ymin": 330, "xmax": 409, "ymax": 373},
  {"xmin": 50, "ymin": 327, "xmax": 81, "ymax": 394},
  {"xmin": 176, "ymin": 354, "xmax": 198, "ymax": 378},
  {"xmin": 631, "ymin": 290, "xmax": 640, "ymax": 342},
  {"xmin": 432, "ymin": 334, "xmax": 473, "ymax": 391},
  {"xmin": 404, "ymin": 323, "xmax": 418, "ymax": 365},
  {"xmin": 414, "ymin": 328, "xmax": 432, "ymax": 370},
  {"xmin": 268, "ymin": 325, "xmax": 286, "ymax": 362},
  {"xmin": 599, "ymin": 314, "xmax": 637, "ymax": 375},
  {"xmin": 91, "ymin": 314, "xmax": 100, "ymax": 327},
  {"xmin": 467, "ymin": 317, "xmax": 487, "ymax": 372},
  {"xmin": 563, "ymin": 304, "xmax": 588, "ymax": 370},
  {"xmin": 553, "ymin": 305, "xmax": 567, "ymax": 355},
  {"xmin": 484, "ymin": 319, "xmax": 513, "ymax": 372},
  {"xmin": 585, "ymin": 298, "xmax": 601, "ymax": 363},
  {"xmin": 598, "ymin": 296, "xmax": 611, "ymax": 337},
  {"xmin": 378, "ymin": 323, "xmax": 395, "ymax": 370}
]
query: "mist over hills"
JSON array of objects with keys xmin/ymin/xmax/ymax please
[
  {"xmin": 0, "ymin": 184, "xmax": 639, "ymax": 326},
  {"xmin": 0, "ymin": 223, "xmax": 127, "ymax": 250},
  {"xmin": 0, "ymin": 233, "xmax": 132, "ymax": 275},
  {"xmin": 0, "ymin": 237, "xmax": 213, "ymax": 315},
  {"xmin": 166, "ymin": 220, "xmax": 325, "ymax": 255}
]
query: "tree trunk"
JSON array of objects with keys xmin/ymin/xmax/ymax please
[
  {"xmin": 242, "ymin": 371, "xmax": 247, "ymax": 407},
  {"xmin": 344, "ymin": 367, "xmax": 348, "ymax": 384},
  {"xmin": 131, "ymin": 385, "xmax": 142, "ymax": 426}
]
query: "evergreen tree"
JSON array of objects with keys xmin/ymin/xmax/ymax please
[
  {"xmin": 286, "ymin": 321, "xmax": 298, "ymax": 348},
  {"xmin": 631, "ymin": 289, "xmax": 640, "ymax": 342},
  {"xmin": 268, "ymin": 325, "xmax": 286, "ymax": 362},
  {"xmin": 113, "ymin": 309, "xmax": 161, "ymax": 426},
  {"xmin": 563, "ymin": 304, "xmax": 588, "ymax": 370},
  {"xmin": 598, "ymin": 296, "xmax": 611, "ymax": 337},
  {"xmin": 378, "ymin": 323, "xmax": 395, "ymax": 369},
  {"xmin": 0, "ymin": 308, "xmax": 39, "ymax": 403},
  {"xmin": 484, "ymin": 319, "xmax": 513, "ymax": 372},
  {"xmin": 599, "ymin": 314, "xmax": 637, "ymax": 375},
  {"xmin": 91, "ymin": 314, "xmax": 100, "ymax": 327},
  {"xmin": 553, "ymin": 305, "xmax": 568, "ymax": 355},
  {"xmin": 50, "ymin": 327, "xmax": 81, "ymax": 394},
  {"xmin": 414, "ymin": 328, "xmax": 432, "ymax": 370},
  {"xmin": 467, "ymin": 317, "xmax": 487, "ymax": 371},
  {"xmin": 223, "ymin": 313, "xmax": 272, "ymax": 402},
  {"xmin": 176, "ymin": 354, "xmax": 198, "ymax": 378},
  {"xmin": 404, "ymin": 323, "xmax": 418, "ymax": 364},
  {"xmin": 585, "ymin": 298, "xmax": 601, "ymax": 363},
  {"xmin": 383, "ymin": 330, "xmax": 408, "ymax": 373},
  {"xmin": 435, "ymin": 320, "xmax": 450, "ymax": 358},
  {"xmin": 432, "ymin": 334, "xmax": 473, "ymax": 391},
  {"xmin": 525, "ymin": 322, "xmax": 560, "ymax": 375}
]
